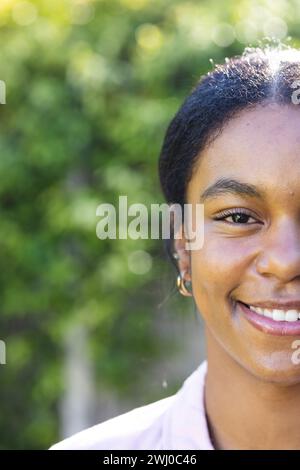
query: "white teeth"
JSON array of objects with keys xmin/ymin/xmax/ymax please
[
  {"xmin": 285, "ymin": 310, "xmax": 299, "ymax": 322},
  {"xmin": 272, "ymin": 310, "xmax": 285, "ymax": 321},
  {"xmin": 264, "ymin": 309, "xmax": 273, "ymax": 318},
  {"xmin": 247, "ymin": 305, "xmax": 300, "ymax": 322}
]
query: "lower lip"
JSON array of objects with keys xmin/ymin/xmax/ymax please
[{"xmin": 237, "ymin": 301, "xmax": 300, "ymax": 336}]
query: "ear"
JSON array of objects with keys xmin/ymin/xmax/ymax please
[{"xmin": 173, "ymin": 223, "xmax": 192, "ymax": 282}]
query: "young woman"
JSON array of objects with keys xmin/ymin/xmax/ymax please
[{"xmin": 51, "ymin": 44, "xmax": 300, "ymax": 450}]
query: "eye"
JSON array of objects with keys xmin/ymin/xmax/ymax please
[{"xmin": 213, "ymin": 209, "xmax": 260, "ymax": 225}]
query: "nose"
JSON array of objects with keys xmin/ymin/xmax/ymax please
[{"xmin": 255, "ymin": 218, "xmax": 300, "ymax": 282}]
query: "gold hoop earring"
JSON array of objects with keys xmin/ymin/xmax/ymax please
[{"xmin": 177, "ymin": 270, "xmax": 192, "ymax": 297}]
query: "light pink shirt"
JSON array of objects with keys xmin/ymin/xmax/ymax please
[{"xmin": 50, "ymin": 360, "xmax": 214, "ymax": 450}]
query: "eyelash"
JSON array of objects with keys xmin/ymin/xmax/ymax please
[{"xmin": 213, "ymin": 208, "xmax": 259, "ymax": 225}]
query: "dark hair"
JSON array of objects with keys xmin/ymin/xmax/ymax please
[{"xmin": 158, "ymin": 43, "xmax": 300, "ymax": 269}]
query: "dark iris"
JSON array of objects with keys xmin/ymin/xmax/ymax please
[{"xmin": 232, "ymin": 213, "xmax": 250, "ymax": 223}]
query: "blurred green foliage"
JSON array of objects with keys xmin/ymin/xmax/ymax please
[{"xmin": 0, "ymin": 0, "xmax": 299, "ymax": 449}]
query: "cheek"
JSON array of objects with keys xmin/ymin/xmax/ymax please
[{"xmin": 190, "ymin": 235, "xmax": 258, "ymax": 319}]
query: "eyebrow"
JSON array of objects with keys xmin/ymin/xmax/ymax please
[{"xmin": 199, "ymin": 177, "xmax": 266, "ymax": 202}]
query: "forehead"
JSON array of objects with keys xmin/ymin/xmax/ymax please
[{"xmin": 187, "ymin": 104, "xmax": 300, "ymax": 202}]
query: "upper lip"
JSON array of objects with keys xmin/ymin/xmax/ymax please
[{"xmin": 239, "ymin": 300, "xmax": 300, "ymax": 310}]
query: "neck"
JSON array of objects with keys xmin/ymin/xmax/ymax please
[{"xmin": 204, "ymin": 328, "xmax": 300, "ymax": 450}]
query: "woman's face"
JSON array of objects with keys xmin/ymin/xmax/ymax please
[{"xmin": 178, "ymin": 103, "xmax": 300, "ymax": 384}]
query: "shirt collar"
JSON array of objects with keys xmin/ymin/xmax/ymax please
[{"xmin": 162, "ymin": 360, "xmax": 214, "ymax": 450}]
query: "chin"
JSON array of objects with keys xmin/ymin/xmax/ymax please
[{"xmin": 245, "ymin": 357, "xmax": 300, "ymax": 386}]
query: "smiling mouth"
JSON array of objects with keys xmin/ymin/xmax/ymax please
[
  {"xmin": 238, "ymin": 301, "xmax": 300, "ymax": 322},
  {"xmin": 236, "ymin": 301, "xmax": 300, "ymax": 336}
]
